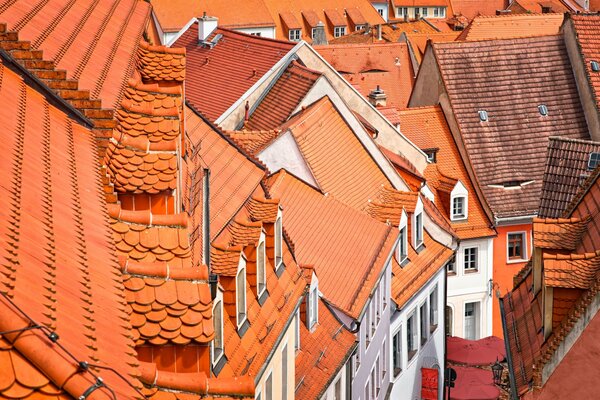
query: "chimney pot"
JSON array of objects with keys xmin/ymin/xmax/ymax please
[
  {"xmin": 368, "ymin": 86, "xmax": 387, "ymax": 107},
  {"xmin": 198, "ymin": 14, "xmax": 218, "ymax": 42}
]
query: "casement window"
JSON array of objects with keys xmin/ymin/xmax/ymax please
[
  {"xmin": 308, "ymin": 286, "xmax": 318, "ymax": 329},
  {"xmin": 295, "ymin": 310, "xmax": 301, "ymax": 351},
  {"xmin": 397, "ymin": 7, "xmax": 408, "ymax": 16},
  {"xmin": 445, "ymin": 306, "xmax": 453, "ymax": 336},
  {"xmin": 508, "ymin": 232, "xmax": 527, "ymax": 261},
  {"xmin": 415, "ymin": 212, "xmax": 423, "ymax": 247},
  {"xmin": 236, "ymin": 260, "xmax": 247, "ymax": 328},
  {"xmin": 288, "ymin": 29, "xmax": 301, "ymax": 41},
  {"xmin": 433, "ymin": 7, "xmax": 446, "ymax": 17},
  {"xmin": 281, "ymin": 344, "xmax": 288, "ymax": 399},
  {"xmin": 420, "ymin": 303, "xmax": 428, "ymax": 345},
  {"xmin": 257, "ymin": 239, "xmax": 266, "ymax": 296},
  {"xmin": 464, "ymin": 247, "xmax": 478, "ymax": 272},
  {"xmin": 451, "ymin": 196, "xmax": 466, "ymax": 220},
  {"xmin": 397, "ymin": 226, "xmax": 408, "ymax": 262},
  {"xmin": 464, "ymin": 302, "xmax": 480, "ymax": 340},
  {"xmin": 446, "ymin": 255, "xmax": 456, "ymax": 274},
  {"xmin": 311, "ymin": 27, "xmax": 318, "ymax": 39},
  {"xmin": 355, "ymin": 24, "xmax": 365, "ymax": 31},
  {"xmin": 392, "ymin": 328, "xmax": 402, "ymax": 376},
  {"xmin": 334, "ymin": 26, "xmax": 346, "ymax": 37},
  {"xmin": 334, "ymin": 376, "xmax": 342, "ymax": 400},
  {"xmin": 212, "ymin": 297, "xmax": 224, "ymax": 366},
  {"xmin": 421, "ymin": 7, "xmax": 428, "ymax": 16},
  {"xmin": 429, "ymin": 286, "xmax": 438, "ymax": 333},
  {"xmin": 275, "ymin": 215, "xmax": 283, "ymax": 270},
  {"xmin": 407, "ymin": 311, "xmax": 417, "ymax": 361},
  {"xmin": 265, "ymin": 372, "xmax": 273, "ymax": 400}
]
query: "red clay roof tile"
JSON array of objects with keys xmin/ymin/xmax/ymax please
[
  {"xmin": 457, "ymin": 13, "xmax": 563, "ymax": 41},
  {"xmin": 533, "ymin": 216, "xmax": 590, "ymax": 250},
  {"xmin": 571, "ymin": 14, "xmax": 600, "ymax": 119}
]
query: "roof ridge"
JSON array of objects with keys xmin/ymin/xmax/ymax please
[
  {"xmin": 434, "ymin": 32, "xmax": 562, "ymax": 46},
  {"xmin": 216, "ymin": 25, "xmax": 297, "ymax": 47},
  {"xmin": 107, "ymin": 204, "xmax": 188, "ymax": 227},
  {"xmin": 548, "ymin": 136, "xmax": 600, "ymax": 145}
]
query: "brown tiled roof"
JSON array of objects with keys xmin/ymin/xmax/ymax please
[
  {"xmin": 0, "ymin": 57, "xmax": 139, "ymax": 397},
  {"xmin": 316, "ymin": 42, "xmax": 416, "ymax": 109},
  {"xmin": 457, "ymin": 13, "xmax": 563, "ymax": 41},
  {"xmin": 329, "ymin": 20, "xmax": 440, "ymax": 44},
  {"xmin": 539, "ymin": 137, "xmax": 600, "ymax": 218},
  {"xmin": 533, "ymin": 217, "xmax": 590, "ymax": 250},
  {"xmin": 507, "ymin": 0, "xmax": 576, "ymax": 13},
  {"xmin": 246, "ymin": 61, "xmax": 321, "ymax": 131},
  {"xmin": 570, "ymin": 14, "xmax": 600, "ymax": 118},
  {"xmin": 433, "ymin": 35, "xmax": 591, "ymax": 218},
  {"xmin": 174, "ymin": 25, "xmax": 295, "ymax": 121},
  {"xmin": 295, "ymin": 298, "xmax": 357, "ymax": 399},
  {"xmin": 543, "ymin": 251, "xmax": 600, "ymax": 289},
  {"xmin": 266, "ymin": 170, "xmax": 397, "ymax": 319}
]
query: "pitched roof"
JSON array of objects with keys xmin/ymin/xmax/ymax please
[
  {"xmin": 245, "ymin": 61, "xmax": 322, "ymax": 131},
  {"xmin": 539, "ymin": 137, "xmax": 600, "ymax": 218},
  {"xmin": 266, "ymin": 170, "xmax": 397, "ymax": 319},
  {"xmin": 457, "ymin": 13, "xmax": 563, "ymax": 41},
  {"xmin": 533, "ymin": 217, "xmax": 590, "ymax": 251},
  {"xmin": 329, "ymin": 20, "xmax": 440, "ymax": 44},
  {"xmin": 405, "ymin": 31, "xmax": 460, "ymax": 64},
  {"xmin": 150, "ymin": 0, "xmax": 276, "ymax": 32},
  {"xmin": 0, "ymin": 0, "xmax": 150, "ymax": 109},
  {"xmin": 432, "ymin": 35, "xmax": 590, "ymax": 218},
  {"xmin": 448, "ymin": 0, "xmax": 508, "ymax": 20},
  {"xmin": 507, "ymin": 0, "xmax": 579, "ymax": 13},
  {"xmin": 295, "ymin": 298, "xmax": 357, "ymax": 399},
  {"xmin": 316, "ymin": 42, "xmax": 416, "ymax": 109},
  {"xmin": 0, "ymin": 56, "xmax": 139, "ymax": 398},
  {"xmin": 570, "ymin": 14, "xmax": 600, "ymax": 116},
  {"xmin": 399, "ymin": 106, "xmax": 495, "ymax": 239},
  {"xmin": 174, "ymin": 24, "xmax": 295, "ymax": 121}
]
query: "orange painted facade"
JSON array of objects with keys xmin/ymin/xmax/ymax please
[{"xmin": 492, "ymin": 222, "xmax": 533, "ymax": 337}]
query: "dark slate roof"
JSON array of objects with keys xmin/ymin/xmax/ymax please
[
  {"xmin": 433, "ymin": 35, "xmax": 591, "ymax": 219},
  {"xmin": 539, "ymin": 137, "xmax": 600, "ymax": 218}
]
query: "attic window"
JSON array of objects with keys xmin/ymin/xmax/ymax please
[
  {"xmin": 541, "ymin": 6, "xmax": 552, "ymax": 13},
  {"xmin": 212, "ymin": 294, "xmax": 224, "ymax": 369},
  {"xmin": 275, "ymin": 215, "xmax": 283, "ymax": 270},
  {"xmin": 355, "ymin": 24, "xmax": 365, "ymax": 31},
  {"xmin": 591, "ymin": 60, "xmax": 600, "ymax": 72},
  {"xmin": 478, "ymin": 110, "xmax": 488, "ymax": 122},
  {"xmin": 538, "ymin": 104, "xmax": 548, "ymax": 116},
  {"xmin": 236, "ymin": 260, "xmax": 248, "ymax": 328},
  {"xmin": 308, "ymin": 285, "xmax": 318, "ymax": 329},
  {"xmin": 257, "ymin": 239, "xmax": 266, "ymax": 297},
  {"xmin": 334, "ymin": 26, "xmax": 346, "ymax": 38},
  {"xmin": 588, "ymin": 152, "xmax": 600, "ymax": 170},
  {"xmin": 288, "ymin": 29, "xmax": 301, "ymax": 42}
]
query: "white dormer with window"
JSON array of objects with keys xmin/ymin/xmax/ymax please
[
  {"xmin": 307, "ymin": 271, "xmax": 319, "ymax": 330},
  {"xmin": 288, "ymin": 29, "xmax": 301, "ymax": 41},
  {"xmin": 257, "ymin": 231, "xmax": 267, "ymax": 298},
  {"xmin": 397, "ymin": 209, "xmax": 409, "ymax": 265},
  {"xmin": 236, "ymin": 255, "xmax": 248, "ymax": 328},
  {"xmin": 212, "ymin": 288, "xmax": 224, "ymax": 368},
  {"xmin": 450, "ymin": 181, "xmax": 468, "ymax": 221},
  {"xmin": 275, "ymin": 209, "xmax": 283, "ymax": 271},
  {"xmin": 412, "ymin": 196, "xmax": 424, "ymax": 249}
]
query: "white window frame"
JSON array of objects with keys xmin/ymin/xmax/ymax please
[
  {"xmin": 463, "ymin": 301, "xmax": 481, "ymax": 340},
  {"xmin": 392, "ymin": 327, "xmax": 402, "ymax": 377},
  {"xmin": 281, "ymin": 342, "xmax": 288, "ymax": 399},
  {"xmin": 507, "ymin": 231, "xmax": 528, "ymax": 263},
  {"xmin": 446, "ymin": 255, "xmax": 456, "ymax": 275},
  {"xmin": 429, "ymin": 286, "xmax": 438, "ymax": 333},
  {"xmin": 265, "ymin": 370, "xmax": 273, "ymax": 400},
  {"xmin": 412, "ymin": 197, "xmax": 424, "ymax": 248},
  {"xmin": 446, "ymin": 304, "xmax": 454, "ymax": 336},
  {"xmin": 275, "ymin": 211, "xmax": 283, "ymax": 270},
  {"xmin": 211, "ymin": 290, "xmax": 224, "ymax": 367},
  {"xmin": 355, "ymin": 24, "xmax": 365, "ymax": 31},
  {"xmin": 419, "ymin": 301, "xmax": 428, "ymax": 345},
  {"xmin": 288, "ymin": 28, "xmax": 301, "ymax": 41},
  {"xmin": 236, "ymin": 256, "xmax": 248, "ymax": 328},
  {"xmin": 334, "ymin": 26, "xmax": 346, "ymax": 37},
  {"xmin": 397, "ymin": 210, "xmax": 408, "ymax": 263},
  {"xmin": 421, "ymin": 7, "xmax": 428, "ymax": 16},
  {"xmin": 407, "ymin": 310, "xmax": 418, "ymax": 362},
  {"xmin": 257, "ymin": 233, "xmax": 267, "ymax": 297},
  {"xmin": 463, "ymin": 246, "xmax": 478, "ymax": 272},
  {"xmin": 311, "ymin": 27, "xmax": 318, "ymax": 39},
  {"xmin": 295, "ymin": 310, "xmax": 301, "ymax": 351},
  {"xmin": 450, "ymin": 181, "xmax": 468, "ymax": 221},
  {"xmin": 308, "ymin": 273, "xmax": 319, "ymax": 329},
  {"xmin": 397, "ymin": 7, "xmax": 408, "ymax": 16}
]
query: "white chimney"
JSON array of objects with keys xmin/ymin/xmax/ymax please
[{"xmin": 198, "ymin": 12, "xmax": 218, "ymax": 42}]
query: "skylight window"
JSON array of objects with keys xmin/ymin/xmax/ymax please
[
  {"xmin": 592, "ymin": 60, "xmax": 600, "ymax": 72},
  {"xmin": 538, "ymin": 104, "xmax": 548, "ymax": 116},
  {"xmin": 478, "ymin": 110, "xmax": 488, "ymax": 122},
  {"xmin": 588, "ymin": 152, "xmax": 600, "ymax": 170}
]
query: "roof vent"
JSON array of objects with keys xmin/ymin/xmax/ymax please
[
  {"xmin": 588, "ymin": 152, "xmax": 600, "ymax": 170},
  {"xmin": 478, "ymin": 110, "xmax": 488, "ymax": 122},
  {"xmin": 538, "ymin": 104, "xmax": 548, "ymax": 116},
  {"xmin": 591, "ymin": 60, "xmax": 600, "ymax": 72}
]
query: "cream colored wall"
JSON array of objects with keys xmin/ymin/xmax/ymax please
[
  {"xmin": 255, "ymin": 314, "xmax": 297, "ymax": 399},
  {"xmin": 396, "ymin": 6, "xmax": 447, "ymax": 19}
]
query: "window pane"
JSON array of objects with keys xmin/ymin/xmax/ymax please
[
  {"xmin": 282, "ymin": 345, "xmax": 288, "ymax": 399},
  {"xmin": 464, "ymin": 302, "xmax": 480, "ymax": 340}
]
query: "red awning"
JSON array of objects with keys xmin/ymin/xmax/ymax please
[
  {"xmin": 450, "ymin": 366, "xmax": 500, "ymax": 400},
  {"xmin": 447, "ymin": 336, "xmax": 506, "ymax": 366}
]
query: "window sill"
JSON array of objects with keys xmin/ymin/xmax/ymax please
[
  {"xmin": 400, "ymin": 257, "xmax": 410, "ymax": 268},
  {"xmin": 464, "ymin": 269, "xmax": 479, "ymax": 274},
  {"xmin": 447, "ymin": 271, "xmax": 457, "ymax": 276},
  {"xmin": 212, "ymin": 351, "xmax": 227, "ymax": 376},
  {"xmin": 407, "ymin": 350, "xmax": 417, "ymax": 362},
  {"xmin": 506, "ymin": 258, "xmax": 528, "ymax": 264},
  {"xmin": 237, "ymin": 318, "xmax": 250, "ymax": 338},
  {"xmin": 257, "ymin": 288, "xmax": 269, "ymax": 306}
]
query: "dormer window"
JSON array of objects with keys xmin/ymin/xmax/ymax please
[
  {"xmin": 236, "ymin": 258, "xmax": 248, "ymax": 328},
  {"xmin": 355, "ymin": 24, "xmax": 365, "ymax": 31},
  {"xmin": 257, "ymin": 237, "xmax": 266, "ymax": 297},
  {"xmin": 397, "ymin": 210, "xmax": 408, "ymax": 265},
  {"xmin": 212, "ymin": 290, "xmax": 224, "ymax": 370},
  {"xmin": 412, "ymin": 197, "xmax": 424, "ymax": 249},
  {"xmin": 450, "ymin": 181, "xmax": 468, "ymax": 221},
  {"xmin": 307, "ymin": 274, "xmax": 319, "ymax": 330},
  {"xmin": 275, "ymin": 213, "xmax": 283, "ymax": 270},
  {"xmin": 289, "ymin": 29, "xmax": 301, "ymax": 41},
  {"xmin": 334, "ymin": 26, "xmax": 346, "ymax": 37}
]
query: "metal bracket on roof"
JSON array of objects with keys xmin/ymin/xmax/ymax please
[
  {"xmin": 78, "ymin": 378, "xmax": 105, "ymax": 400},
  {"xmin": 200, "ymin": 33, "xmax": 223, "ymax": 49}
]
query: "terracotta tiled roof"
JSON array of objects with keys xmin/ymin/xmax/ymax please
[
  {"xmin": 570, "ymin": 14, "xmax": 600, "ymax": 117},
  {"xmin": 174, "ymin": 25, "xmax": 295, "ymax": 121},
  {"xmin": 346, "ymin": 7, "xmax": 368, "ymax": 25},
  {"xmin": 316, "ymin": 42, "xmax": 415, "ymax": 109},
  {"xmin": 266, "ymin": 170, "xmax": 397, "ymax": 319},
  {"xmin": 533, "ymin": 217, "xmax": 590, "ymax": 251},
  {"xmin": 137, "ymin": 41, "xmax": 186, "ymax": 82},
  {"xmin": 539, "ymin": 137, "xmax": 600, "ymax": 218},
  {"xmin": 0, "ymin": 57, "xmax": 139, "ymax": 397},
  {"xmin": 0, "ymin": 0, "xmax": 150, "ymax": 109},
  {"xmin": 295, "ymin": 298, "xmax": 357, "ymax": 399},
  {"xmin": 433, "ymin": 35, "xmax": 591, "ymax": 218},
  {"xmin": 448, "ymin": 0, "xmax": 508, "ymax": 20},
  {"xmin": 246, "ymin": 61, "xmax": 321, "ymax": 131},
  {"xmin": 366, "ymin": 186, "xmax": 419, "ymax": 225},
  {"xmin": 507, "ymin": 0, "xmax": 577, "ymax": 13},
  {"xmin": 457, "ymin": 13, "xmax": 563, "ymax": 41},
  {"xmin": 392, "ymin": 230, "xmax": 454, "ymax": 308},
  {"xmin": 378, "ymin": 146, "xmax": 425, "ymax": 192},
  {"xmin": 405, "ymin": 32, "xmax": 460, "ymax": 64},
  {"xmin": 275, "ymin": 96, "xmax": 393, "ymax": 210},
  {"xmin": 226, "ymin": 129, "xmax": 281, "ymax": 156},
  {"xmin": 329, "ymin": 20, "xmax": 440, "ymax": 44},
  {"xmin": 400, "ymin": 106, "xmax": 495, "ymax": 238},
  {"xmin": 543, "ymin": 251, "xmax": 600, "ymax": 289},
  {"xmin": 150, "ymin": 0, "xmax": 275, "ymax": 32},
  {"xmin": 324, "ymin": 9, "xmax": 347, "ymax": 26},
  {"xmin": 280, "ymin": 11, "xmax": 302, "ymax": 30}
]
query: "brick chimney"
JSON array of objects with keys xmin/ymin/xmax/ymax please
[
  {"xmin": 198, "ymin": 12, "xmax": 218, "ymax": 42},
  {"xmin": 312, "ymin": 22, "xmax": 327, "ymax": 45},
  {"xmin": 368, "ymin": 86, "xmax": 387, "ymax": 107}
]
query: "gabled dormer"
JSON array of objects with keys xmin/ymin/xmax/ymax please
[
  {"xmin": 256, "ymin": 231, "xmax": 267, "ymax": 300},
  {"xmin": 274, "ymin": 209, "xmax": 283, "ymax": 272},
  {"xmin": 397, "ymin": 209, "xmax": 409, "ymax": 266},
  {"xmin": 450, "ymin": 181, "xmax": 468, "ymax": 221},
  {"xmin": 412, "ymin": 196, "xmax": 424, "ymax": 249},
  {"xmin": 300, "ymin": 266, "xmax": 319, "ymax": 332}
]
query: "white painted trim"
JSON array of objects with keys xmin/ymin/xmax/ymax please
[
  {"xmin": 257, "ymin": 231, "xmax": 267, "ymax": 298},
  {"xmin": 450, "ymin": 180, "xmax": 468, "ymax": 221},
  {"xmin": 165, "ymin": 17, "xmax": 199, "ymax": 47},
  {"xmin": 211, "ymin": 290, "xmax": 224, "ymax": 366},
  {"xmin": 236, "ymin": 255, "xmax": 248, "ymax": 328},
  {"xmin": 506, "ymin": 230, "xmax": 528, "ymax": 263}
]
